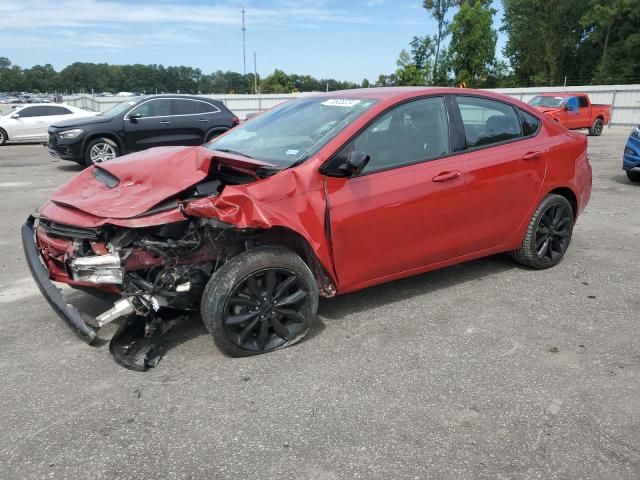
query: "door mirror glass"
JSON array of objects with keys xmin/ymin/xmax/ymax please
[{"xmin": 339, "ymin": 150, "xmax": 370, "ymax": 176}]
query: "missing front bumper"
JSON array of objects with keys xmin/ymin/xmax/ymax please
[{"xmin": 21, "ymin": 216, "xmax": 98, "ymax": 344}]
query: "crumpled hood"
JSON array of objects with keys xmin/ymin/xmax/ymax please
[{"xmin": 50, "ymin": 146, "xmax": 213, "ymax": 219}]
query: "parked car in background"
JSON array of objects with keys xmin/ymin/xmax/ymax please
[
  {"xmin": 47, "ymin": 95, "xmax": 239, "ymax": 166},
  {"xmin": 623, "ymin": 125, "xmax": 640, "ymax": 182},
  {"xmin": 0, "ymin": 104, "xmax": 95, "ymax": 146},
  {"xmin": 528, "ymin": 93, "xmax": 611, "ymax": 136},
  {"xmin": 23, "ymin": 88, "xmax": 591, "ymax": 369}
]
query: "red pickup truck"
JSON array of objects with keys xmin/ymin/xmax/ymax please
[{"xmin": 528, "ymin": 93, "xmax": 612, "ymax": 136}]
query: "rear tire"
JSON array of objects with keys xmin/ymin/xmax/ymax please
[
  {"xmin": 588, "ymin": 118, "xmax": 603, "ymax": 136},
  {"xmin": 626, "ymin": 170, "xmax": 640, "ymax": 182},
  {"xmin": 85, "ymin": 137, "xmax": 119, "ymax": 166},
  {"xmin": 201, "ymin": 246, "xmax": 318, "ymax": 357},
  {"xmin": 0, "ymin": 128, "xmax": 7, "ymax": 146},
  {"xmin": 512, "ymin": 194, "xmax": 574, "ymax": 269}
]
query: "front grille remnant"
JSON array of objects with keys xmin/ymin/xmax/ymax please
[{"xmin": 40, "ymin": 220, "xmax": 101, "ymax": 241}]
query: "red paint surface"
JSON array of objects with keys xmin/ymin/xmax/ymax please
[{"xmin": 36, "ymin": 87, "xmax": 592, "ymax": 295}]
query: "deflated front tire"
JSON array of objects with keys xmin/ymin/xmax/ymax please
[{"xmin": 201, "ymin": 246, "xmax": 318, "ymax": 357}]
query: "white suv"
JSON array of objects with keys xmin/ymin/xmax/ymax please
[{"xmin": 0, "ymin": 104, "xmax": 95, "ymax": 145}]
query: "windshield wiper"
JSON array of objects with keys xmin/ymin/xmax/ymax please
[{"xmin": 212, "ymin": 148, "xmax": 254, "ymax": 159}]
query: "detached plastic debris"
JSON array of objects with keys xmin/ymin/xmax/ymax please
[{"xmin": 109, "ymin": 315, "xmax": 185, "ymax": 371}]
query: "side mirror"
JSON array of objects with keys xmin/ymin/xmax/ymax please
[
  {"xmin": 562, "ymin": 106, "xmax": 569, "ymax": 111},
  {"xmin": 339, "ymin": 150, "xmax": 370, "ymax": 176},
  {"xmin": 10, "ymin": 113, "xmax": 19, "ymax": 119},
  {"xmin": 128, "ymin": 112, "xmax": 142, "ymax": 120}
]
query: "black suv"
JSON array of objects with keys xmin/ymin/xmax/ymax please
[{"xmin": 48, "ymin": 95, "xmax": 239, "ymax": 166}]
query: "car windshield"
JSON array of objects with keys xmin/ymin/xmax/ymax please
[
  {"xmin": 98, "ymin": 98, "xmax": 142, "ymax": 117},
  {"xmin": 207, "ymin": 96, "xmax": 378, "ymax": 167},
  {"xmin": 528, "ymin": 96, "xmax": 565, "ymax": 108}
]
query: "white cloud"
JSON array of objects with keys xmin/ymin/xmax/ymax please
[{"xmin": 0, "ymin": 0, "xmax": 373, "ymax": 28}]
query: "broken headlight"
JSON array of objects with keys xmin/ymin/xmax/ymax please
[{"xmin": 68, "ymin": 253, "xmax": 124, "ymax": 284}]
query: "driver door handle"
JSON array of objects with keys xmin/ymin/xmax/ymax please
[
  {"xmin": 432, "ymin": 170, "xmax": 461, "ymax": 182},
  {"xmin": 159, "ymin": 121, "xmax": 171, "ymax": 124}
]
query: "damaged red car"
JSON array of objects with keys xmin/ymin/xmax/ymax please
[{"xmin": 22, "ymin": 88, "xmax": 592, "ymax": 369}]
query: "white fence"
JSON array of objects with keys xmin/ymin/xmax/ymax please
[
  {"xmin": 3, "ymin": 85, "xmax": 639, "ymax": 126},
  {"xmin": 491, "ymin": 85, "xmax": 640, "ymax": 127}
]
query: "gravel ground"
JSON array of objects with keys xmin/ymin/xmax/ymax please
[{"xmin": 0, "ymin": 130, "xmax": 639, "ymax": 480}]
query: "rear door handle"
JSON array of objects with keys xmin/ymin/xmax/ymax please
[
  {"xmin": 198, "ymin": 119, "xmax": 208, "ymax": 123},
  {"xmin": 159, "ymin": 121, "xmax": 171, "ymax": 124},
  {"xmin": 432, "ymin": 170, "xmax": 461, "ymax": 182},
  {"xmin": 522, "ymin": 151, "xmax": 542, "ymax": 161}
]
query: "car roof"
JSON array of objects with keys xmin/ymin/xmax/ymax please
[
  {"xmin": 14, "ymin": 103, "xmax": 73, "ymax": 107},
  {"xmin": 308, "ymin": 86, "xmax": 524, "ymax": 104}
]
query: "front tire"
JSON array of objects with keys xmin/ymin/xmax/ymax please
[
  {"xmin": 626, "ymin": 170, "xmax": 640, "ymax": 182},
  {"xmin": 201, "ymin": 246, "xmax": 318, "ymax": 357},
  {"xmin": 85, "ymin": 137, "xmax": 119, "ymax": 166},
  {"xmin": 588, "ymin": 118, "xmax": 604, "ymax": 136},
  {"xmin": 0, "ymin": 128, "xmax": 7, "ymax": 146},
  {"xmin": 512, "ymin": 194, "xmax": 574, "ymax": 269}
]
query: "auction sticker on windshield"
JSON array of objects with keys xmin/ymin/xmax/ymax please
[{"xmin": 321, "ymin": 99, "xmax": 362, "ymax": 107}]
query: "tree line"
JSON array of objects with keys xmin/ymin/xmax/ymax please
[
  {"xmin": 0, "ymin": 58, "xmax": 359, "ymax": 95},
  {"xmin": 388, "ymin": 0, "xmax": 639, "ymax": 88},
  {"xmin": 1, "ymin": 0, "xmax": 638, "ymax": 94}
]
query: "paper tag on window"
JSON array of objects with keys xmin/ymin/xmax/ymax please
[{"xmin": 321, "ymin": 99, "xmax": 361, "ymax": 107}]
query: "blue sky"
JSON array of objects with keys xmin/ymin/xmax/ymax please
[{"xmin": 0, "ymin": 0, "xmax": 505, "ymax": 83}]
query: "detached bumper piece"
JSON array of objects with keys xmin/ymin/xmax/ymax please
[
  {"xmin": 21, "ymin": 216, "xmax": 98, "ymax": 344},
  {"xmin": 109, "ymin": 314, "xmax": 184, "ymax": 371}
]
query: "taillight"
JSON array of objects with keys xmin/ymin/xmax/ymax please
[{"xmin": 232, "ymin": 116, "xmax": 240, "ymax": 126}]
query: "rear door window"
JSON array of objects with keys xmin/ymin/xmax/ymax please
[
  {"xmin": 519, "ymin": 110, "xmax": 541, "ymax": 136},
  {"xmin": 578, "ymin": 96, "xmax": 589, "ymax": 108},
  {"xmin": 455, "ymin": 96, "xmax": 522, "ymax": 148}
]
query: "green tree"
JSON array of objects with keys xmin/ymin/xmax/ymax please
[
  {"xmin": 422, "ymin": 0, "xmax": 455, "ymax": 82},
  {"xmin": 581, "ymin": 0, "xmax": 640, "ymax": 84},
  {"xmin": 395, "ymin": 50, "xmax": 427, "ymax": 86},
  {"xmin": 502, "ymin": 0, "xmax": 589, "ymax": 86},
  {"xmin": 448, "ymin": 1, "xmax": 497, "ymax": 86}
]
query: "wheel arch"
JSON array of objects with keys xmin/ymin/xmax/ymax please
[
  {"xmin": 82, "ymin": 132, "xmax": 125, "ymax": 154},
  {"xmin": 548, "ymin": 186, "xmax": 578, "ymax": 219},
  {"xmin": 204, "ymin": 126, "xmax": 229, "ymax": 143},
  {"xmin": 248, "ymin": 226, "xmax": 336, "ymax": 297}
]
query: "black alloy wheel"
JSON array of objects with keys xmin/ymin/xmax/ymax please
[
  {"xmin": 533, "ymin": 203, "xmax": 572, "ymax": 263},
  {"xmin": 201, "ymin": 246, "xmax": 318, "ymax": 356},
  {"xmin": 512, "ymin": 194, "xmax": 574, "ymax": 269},
  {"xmin": 223, "ymin": 268, "xmax": 309, "ymax": 352},
  {"xmin": 589, "ymin": 118, "xmax": 603, "ymax": 136}
]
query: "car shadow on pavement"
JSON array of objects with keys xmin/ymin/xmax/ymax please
[
  {"xmin": 610, "ymin": 174, "xmax": 640, "ymax": 186},
  {"xmin": 55, "ymin": 163, "xmax": 84, "ymax": 172},
  {"xmin": 61, "ymin": 254, "xmax": 516, "ymax": 357},
  {"xmin": 318, "ymin": 254, "xmax": 517, "ymax": 320}
]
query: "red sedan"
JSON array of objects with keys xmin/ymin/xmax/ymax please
[{"xmin": 22, "ymin": 87, "xmax": 592, "ymax": 368}]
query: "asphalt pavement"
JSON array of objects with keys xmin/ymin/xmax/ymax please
[{"xmin": 0, "ymin": 130, "xmax": 639, "ymax": 479}]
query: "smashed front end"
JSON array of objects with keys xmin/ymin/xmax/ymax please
[{"xmin": 22, "ymin": 146, "xmax": 335, "ymax": 370}]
